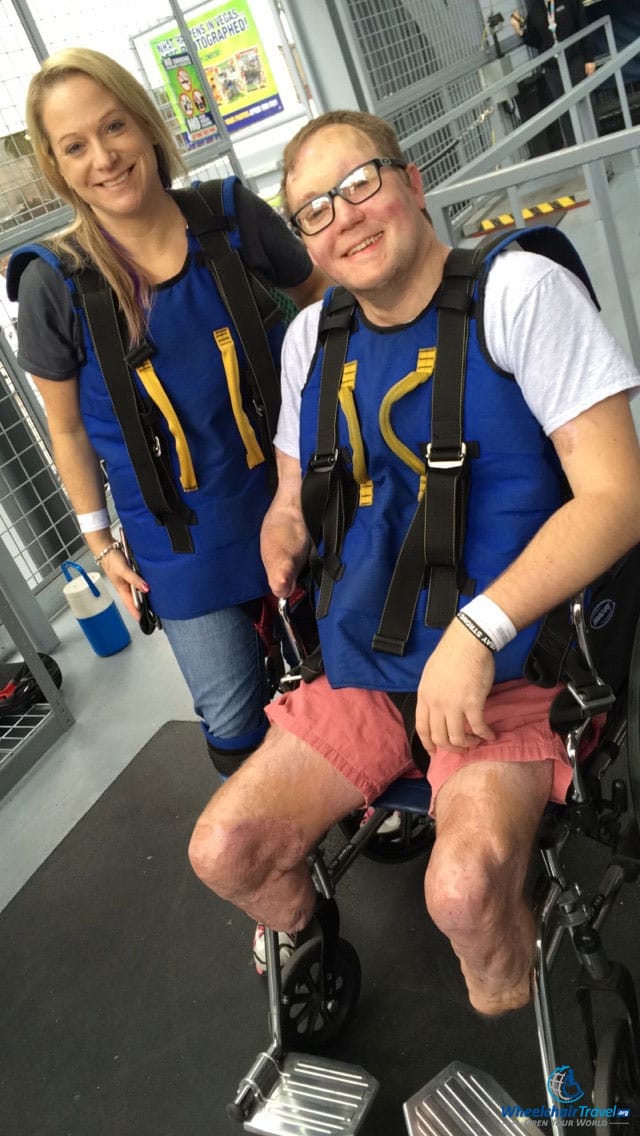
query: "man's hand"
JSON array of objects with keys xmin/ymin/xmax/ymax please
[
  {"xmin": 416, "ymin": 619, "xmax": 496, "ymax": 754},
  {"xmin": 260, "ymin": 448, "xmax": 310, "ymax": 599},
  {"xmin": 262, "ymin": 545, "xmax": 303, "ymax": 599}
]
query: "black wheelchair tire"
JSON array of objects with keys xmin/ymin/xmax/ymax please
[
  {"xmin": 339, "ymin": 808, "xmax": 435, "ymax": 863},
  {"xmin": 592, "ymin": 1016, "xmax": 640, "ymax": 1124},
  {"xmin": 626, "ymin": 615, "xmax": 640, "ymax": 841},
  {"xmin": 280, "ymin": 936, "xmax": 361, "ymax": 1052}
]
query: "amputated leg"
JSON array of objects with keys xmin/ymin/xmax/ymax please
[
  {"xmin": 425, "ymin": 758, "xmax": 553, "ymax": 1015},
  {"xmin": 188, "ymin": 723, "xmax": 364, "ymax": 933}
]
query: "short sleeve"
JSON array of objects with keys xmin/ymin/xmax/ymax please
[
  {"xmin": 16, "ymin": 257, "xmax": 85, "ymax": 380},
  {"xmin": 234, "ymin": 182, "xmax": 314, "ymax": 289},
  {"xmin": 274, "ymin": 302, "xmax": 323, "ymax": 459},
  {"xmin": 483, "ymin": 249, "xmax": 640, "ymax": 436}
]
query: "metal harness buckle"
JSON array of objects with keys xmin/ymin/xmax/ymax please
[
  {"xmin": 425, "ymin": 441, "xmax": 467, "ymax": 470},
  {"xmin": 567, "ymin": 680, "xmax": 615, "ymax": 715},
  {"xmin": 309, "ymin": 449, "xmax": 339, "ymax": 473}
]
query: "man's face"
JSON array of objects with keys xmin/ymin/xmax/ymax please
[{"xmin": 286, "ymin": 125, "xmax": 429, "ymax": 304}]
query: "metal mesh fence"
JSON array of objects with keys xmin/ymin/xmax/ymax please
[
  {"xmin": 336, "ymin": 0, "xmax": 497, "ymax": 215},
  {"xmin": 0, "ymin": 353, "xmax": 83, "ymax": 592},
  {"xmin": 344, "ymin": 0, "xmax": 485, "ymax": 87}
]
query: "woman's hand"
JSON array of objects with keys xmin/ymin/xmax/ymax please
[{"xmin": 99, "ymin": 547, "xmax": 149, "ymax": 621}]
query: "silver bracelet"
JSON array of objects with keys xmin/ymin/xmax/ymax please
[{"xmin": 95, "ymin": 540, "xmax": 123, "ymax": 566}]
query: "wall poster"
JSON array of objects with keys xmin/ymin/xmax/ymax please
[{"xmin": 142, "ymin": 1, "xmax": 283, "ymax": 146}]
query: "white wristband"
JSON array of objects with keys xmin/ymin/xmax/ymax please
[
  {"xmin": 458, "ymin": 595, "xmax": 517, "ymax": 651},
  {"xmin": 77, "ymin": 508, "xmax": 110, "ymax": 534}
]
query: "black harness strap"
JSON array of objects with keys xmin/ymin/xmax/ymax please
[
  {"xmin": 372, "ymin": 247, "xmax": 480, "ymax": 654},
  {"xmin": 386, "ymin": 691, "xmax": 429, "ymax": 774},
  {"xmin": 171, "ymin": 183, "xmax": 282, "ymax": 460},
  {"xmin": 424, "ymin": 248, "xmax": 479, "ymax": 626},
  {"xmin": 301, "ymin": 287, "xmax": 357, "ymax": 619},
  {"xmin": 76, "ymin": 267, "xmax": 196, "ymax": 553}
]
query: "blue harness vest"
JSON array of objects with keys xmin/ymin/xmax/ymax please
[
  {"xmin": 299, "ymin": 228, "xmax": 595, "ymax": 692},
  {"xmin": 9, "ymin": 179, "xmax": 285, "ymax": 620}
]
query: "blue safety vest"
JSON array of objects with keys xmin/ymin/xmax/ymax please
[
  {"xmin": 299, "ymin": 232, "xmax": 587, "ymax": 691},
  {"xmin": 9, "ymin": 181, "xmax": 284, "ymax": 620}
]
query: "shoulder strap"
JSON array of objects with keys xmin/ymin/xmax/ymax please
[
  {"xmin": 170, "ymin": 179, "xmax": 282, "ymax": 460},
  {"xmin": 73, "ymin": 266, "xmax": 196, "ymax": 553},
  {"xmin": 300, "ymin": 286, "xmax": 358, "ymax": 619}
]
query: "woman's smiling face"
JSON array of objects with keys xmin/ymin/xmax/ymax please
[{"xmin": 42, "ymin": 72, "xmax": 162, "ymax": 226}]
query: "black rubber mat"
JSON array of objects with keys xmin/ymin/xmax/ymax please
[{"xmin": 1, "ymin": 720, "xmax": 638, "ymax": 1135}]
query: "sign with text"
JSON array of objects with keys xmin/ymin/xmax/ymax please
[{"xmin": 146, "ymin": 2, "xmax": 283, "ymax": 145}]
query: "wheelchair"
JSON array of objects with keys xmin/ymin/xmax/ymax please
[{"xmin": 227, "ymin": 591, "xmax": 640, "ymax": 1136}]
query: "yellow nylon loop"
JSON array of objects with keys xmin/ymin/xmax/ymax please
[
  {"xmin": 338, "ymin": 360, "xmax": 374, "ymax": 507},
  {"xmin": 135, "ymin": 359, "xmax": 198, "ymax": 491},
  {"xmin": 378, "ymin": 348, "xmax": 436, "ymax": 482},
  {"xmin": 213, "ymin": 327, "xmax": 265, "ymax": 470}
]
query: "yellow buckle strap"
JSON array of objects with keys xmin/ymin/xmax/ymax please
[
  {"xmin": 214, "ymin": 327, "xmax": 265, "ymax": 470},
  {"xmin": 338, "ymin": 360, "xmax": 374, "ymax": 506},
  {"xmin": 379, "ymin": 347, "xmax": 436, "ymax": 495},
  {"xmin": 135, "ymin": 359, "xmax": 198, "ymax": 491}
]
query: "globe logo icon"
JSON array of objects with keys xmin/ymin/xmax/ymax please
[{"xmin": 547, "ymin": 1065, "xmax": 584, "ymax": 1104}]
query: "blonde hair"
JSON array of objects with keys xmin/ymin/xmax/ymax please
[
  {"xmin": 280, "ymin": 110, "xmax": 406, "ymax": 217},
  {"xmin": 26, "ymin": 48, "xmax": 185, "ymax": 344}
]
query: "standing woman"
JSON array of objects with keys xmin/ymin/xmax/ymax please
[
  {"xmin": 8, "ymin": 48, "xmax": 325, "ymax": 776},
  {"xmin": 510, "ymin": 2, "xmax": 595, "ymax": 144}
]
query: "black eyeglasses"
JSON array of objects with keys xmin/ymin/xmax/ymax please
[{"xmin": 290, "ymin": 157, "xmax": 407, "ymax": 236}]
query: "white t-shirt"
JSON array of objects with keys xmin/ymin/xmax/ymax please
[{"xmin": 274, "ymin": 247, "xmax": 639, "ymax": 459}]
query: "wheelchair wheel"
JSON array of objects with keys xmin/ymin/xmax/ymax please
[
  {"xmin": 339, "ymin": 808, "xmax": 435, "ymax": 863},
  {"xmin": 593, "ymin": 1017, "xmax": 640, "ymax": 1123},
  {"xmin": 280, "ymin": 936, "xmax": 361, "ymax": 1052},
  {"xmin": 626, "ymin": 616, "xmax": 640, "ymax": 838}
]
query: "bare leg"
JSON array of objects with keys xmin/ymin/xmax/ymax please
[
  {"xmin": 188, "ymin": 723, "xmax": 364, "ymax": 932},
  {"xmin": 425, "ymin": 759, "xmax": 553, "ymax": 1015}
]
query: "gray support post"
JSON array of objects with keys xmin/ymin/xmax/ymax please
[
  {"xmin": 556, "ymin": 50, "xmax": 585, "ymax": 146},
  {"xmin": 10, "ymin": 0, "xmax": 49, "ymax": 61},
  {"xmin": 263, "ymin": 0, "xmax": 315, "ymax": 120},
  {"xmin": 604, "ymin": 19, "xmax": 640, "ymax": 188},
  {"xmin": 282, "ymin": 0, "xmax": 361, "ymax": 111},
  {"xmin": 507, "ymin": 186, "xmax": 521, "ymax": 225},
  {"xmin": 588, "ymin": 158, "xmax": 640, "ymax": 365},
  {"xmin": 0, "ymin": 540, "xmax": 59, "ymax": 653}
]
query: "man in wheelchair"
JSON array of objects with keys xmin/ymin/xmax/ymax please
[{"xmin": 188, "ymin": 110, "xmax": 640, "ymax": 1020}]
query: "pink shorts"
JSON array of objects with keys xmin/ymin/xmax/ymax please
[{"xmin": 264, "ymin": 675, "xmax": 574, "ymax": 809}]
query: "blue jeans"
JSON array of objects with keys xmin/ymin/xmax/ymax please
[{"xmin": 163, "ymin": 604, "xmax": 270, "ymax": 753}]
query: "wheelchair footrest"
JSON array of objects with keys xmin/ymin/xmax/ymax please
[
  {"xmin": 243, "ymin": 1052, "xmax": 378, "ymax": 1136},
  {"xmin": 403, "ymin": 1061, "xmax": 541, "ymax": 1134}
]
